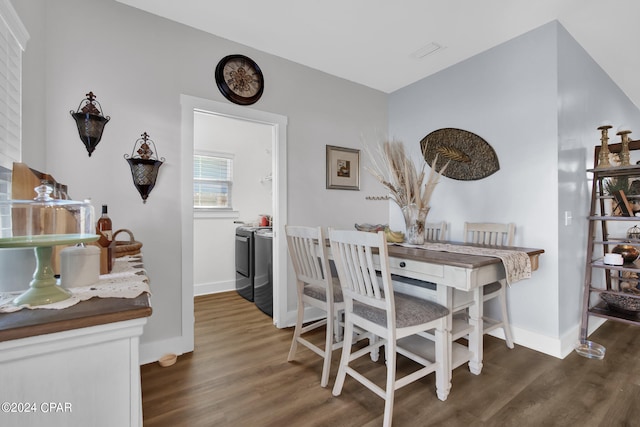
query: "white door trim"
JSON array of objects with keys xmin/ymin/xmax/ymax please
[{"xmin": 180, "ymin": 95, "xmax": 288, "ymax": 351}]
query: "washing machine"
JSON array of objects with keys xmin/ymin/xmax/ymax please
[
  {"xmin": 254, "ymin": 228, "xmax": 273, "ymax": 317},
  {"xmin": 235, "ymin": 226, "xmax": 256, "ymax": 301}
]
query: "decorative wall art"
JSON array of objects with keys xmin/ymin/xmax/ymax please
[
  {"xmin": 326, "ymin": 145, "xmax": 360, "ymax": 190},
  {"xmin": 215, "ymin": 54, "xmax": 264, "ymax": 105},
  {"xmin": 124, "ymin": 132, "xmax": 165, "ymax": 203},
  {"xmin": 70, "ymin": 91, "xmax": 110, "ymax": 157},
  {"xmin": 420, "ymin": 128, "xmax": 499, "ymax": 181}
]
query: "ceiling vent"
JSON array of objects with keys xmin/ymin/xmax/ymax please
[{"xmin": 410, "ymin": 42, "xmax": 444, "ymax": 59}]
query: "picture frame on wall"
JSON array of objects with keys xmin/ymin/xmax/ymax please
[{"xmin": 326, "ymin": 145, "xmax": 360, "ymax": 190}]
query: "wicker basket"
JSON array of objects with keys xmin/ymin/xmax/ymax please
[
  {"xmin": 601, "ymin": 290, "xmax": 640, "ymax": 315},
  {"xmin": 113, "ymin": 229, "xmax": 143, "ymax": 257}
]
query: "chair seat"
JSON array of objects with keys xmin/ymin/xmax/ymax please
[
  {"xmin": 303, "ymin": 277, "xmax": 344, "ymax": 302},
  {"xmin": 483, "ymin": 281, "xmax": 502, "ymax": 295},
  {"xmin": 354, "ymin": 292, "xmax": 449, "ymax": 328}
]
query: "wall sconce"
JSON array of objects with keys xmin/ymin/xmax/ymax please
[
  {"xmin": 124, "ymin": 132, "xmax": 164, "ymax": 203},
  {"xmin": 70, "ymin": 91, "xmax": 110, "ymax": 156}
]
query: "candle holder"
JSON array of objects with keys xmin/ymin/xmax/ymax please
[
  {"xmin": 124, "ymin": 132, "xmax": 164, "ymax": 203},
  {"xmin": 596, "ymin": 125, "xmax": 612, "ymax": 168},
  {"xmin": 70, "ymin": 91, "xmax": 110, "ymax": 156},
  {"xmin": 617, "ymin": 130, "xmax": 632, "ymax": 167}
]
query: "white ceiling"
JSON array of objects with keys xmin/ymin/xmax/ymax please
[{"xmin": 116, "ymin": 0, "xmax": 640, "ymax": 108}]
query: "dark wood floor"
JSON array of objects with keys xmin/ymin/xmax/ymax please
[{"xmin": 141, "ymin": 292, "xmax": 640, "ymax": 426}]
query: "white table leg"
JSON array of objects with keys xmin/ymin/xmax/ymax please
[
  {"xmin": 437, "ymin": 284, "xmax": 454, "ymax": 392},
  {"xmin": 467, "ymin": 286, "xmax": 483, "ymax": 375},
  {"xmin": 434, "ymin": 325, "xmax": 451, "ymax": 400}
]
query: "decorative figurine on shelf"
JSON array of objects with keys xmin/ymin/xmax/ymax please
[
  {"xmin": 617, "ymin": 129, "xmax": 632, "ymax": 166},
  {"xmin": 596, "ymin": 125, "xmax": 612, "ymax": 168},
  {"xmin": 627, "ymin": 225, "xmax": 640, "ymax": 240}
]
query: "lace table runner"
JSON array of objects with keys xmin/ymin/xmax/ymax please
[
  {"xmin": 395, "ymin": 242, "xmax": 532, "ymax": 285},
  {"xmin": 0, "ymin": 255, "xmax": 150, "ymax": 313}
]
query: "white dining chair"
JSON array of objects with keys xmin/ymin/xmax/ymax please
[
  {"xmin": 463, "ymin": 222, "xmax": 516, "ymax": 348},
  {"xmin": 285, "ymin": 225, "xmax": 345, "ymax": 387},
  {"xmin": 425, "ymin": 221, "xmax": 447, "ymax": 241},
  {"xmin": 329, "ymin": 228, "xmax": 450, "ymax": 427}
]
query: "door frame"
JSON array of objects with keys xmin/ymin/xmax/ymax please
[{"xmin": 180, "ymin": 95, "xmax": 288, "ymax": 351}]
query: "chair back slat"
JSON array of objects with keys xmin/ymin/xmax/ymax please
[
  {"xmin": 286, "ymin": 226, "xmax": 329, "ymax": 288},
  {"xmin": 329, "ymin": 229, "xmax": 390, "ymax": 313},
  {"xmin": 425, "ymin": 221, "xmax": 447, "ymax": 241},
  {"xmin": 464, "ymin": 222, "xmax": 515, "ymax": 247}
]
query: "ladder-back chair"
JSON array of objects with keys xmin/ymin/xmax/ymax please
[
  {"xmin": 285, "ymin": 225, "xmax": 344, "ymax": 387},
  {"xmin": 329, "ymin": 228, "xmax": 451, "ymax": 427},
  {"xmin": 463, "ymin": 222, "xmax": 516, "ymax": 348}
]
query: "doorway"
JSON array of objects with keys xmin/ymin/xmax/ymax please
[{"xmin": 181, "ymin": 95, "xmax": 288, "ymax": 352}]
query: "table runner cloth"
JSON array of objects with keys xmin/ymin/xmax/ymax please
[
  {"xmin": 395, "ymin": 242, "xmax": 532, "ymax": 285},
  {"xmin": 0, "ymin": 255, "xmax": 150, "ymax": 313}
]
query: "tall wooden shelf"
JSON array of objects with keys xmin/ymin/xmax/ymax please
[{"xmin": 580, "ymin": 139, "xmax": 640, "ymax": 345}]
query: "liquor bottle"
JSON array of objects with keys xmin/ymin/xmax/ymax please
[
  {"xmin": 96, "ymin": 205, "xmax": 113, "ymax": 240},
  {"xmin": 96, "ymin": 204, "xmax": 114, "ymax": 273}
]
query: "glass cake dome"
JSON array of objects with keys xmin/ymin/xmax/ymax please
[{"xmin": 0, "ymin": 182, "xmax": 98, "ymax": 306}]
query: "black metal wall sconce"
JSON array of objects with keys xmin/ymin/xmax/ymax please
[
  {"xmin": 70, "ymin": 91, "xmax": 110, "ymax": 156},
  {"xmin": 124, "ymin": 132, "xmax": 164, "ymax": 203}
]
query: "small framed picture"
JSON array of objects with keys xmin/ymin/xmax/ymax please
[{"xmin": 326, "ymin": 145, "xmax": 360, "ymax": 190}]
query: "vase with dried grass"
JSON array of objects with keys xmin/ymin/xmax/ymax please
[{"xmin": 365, "ymin": 139, "xmax": 448, "ymax": 245}]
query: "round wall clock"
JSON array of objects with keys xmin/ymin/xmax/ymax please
[{"xmin": 215, "ymin": 54, "xmax": 264, "ymax": 105}]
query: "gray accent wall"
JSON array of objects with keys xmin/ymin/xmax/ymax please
[{"xmin": 389, "ymin": 21, "xmax": 640, "ymax": 357}]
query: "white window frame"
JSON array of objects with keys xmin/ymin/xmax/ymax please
[{"xmin": 193, "ymin": 150, "xmax": 238, "ymax": 219}]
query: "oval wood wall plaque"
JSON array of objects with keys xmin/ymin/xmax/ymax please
[{"xmin": 420, "ymin": 128, "xmax": 499, "ymax": 181}]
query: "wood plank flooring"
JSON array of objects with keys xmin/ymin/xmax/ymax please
[{"xmin": 141, "ymin": 292, "xmax": 640, "ymax": 426}]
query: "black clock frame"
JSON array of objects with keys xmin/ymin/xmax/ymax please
[{"xmin": 215, "ymin": 54, "xmax": 264, "ymax": 105}]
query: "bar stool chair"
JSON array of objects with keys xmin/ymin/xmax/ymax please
[
  {"xmin": 329, "ymin": 228, "xmax": 451, "ymax": 427},
  {"xmin": 425, "ymin": 221, "xmax": 447, "ymax": 241},
  {"xmin": 463, "ymin": 222, "xmax": 516, "ymax": 348},
  {"xmin": 285, "ymin": 225, "xmax": 344, "ymax": 387}
]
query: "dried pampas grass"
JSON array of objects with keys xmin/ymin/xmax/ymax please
[{"xmin": 365, "ymin": 139, "xmax": 448, "ymax": 211}]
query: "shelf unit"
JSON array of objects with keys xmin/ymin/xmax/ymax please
[{"xmin": 580, "ymin": 138, "xmax": 640, "ymax": 350}]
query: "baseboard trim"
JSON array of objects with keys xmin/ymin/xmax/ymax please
[
  {"xmin": 194, "ymin": 280, "xmax": 234, "ymax": 296},
  {"xmin": 487, "ymin": 317, "xmax": 607, "ymax": 359},
  {"xmin": 140, "ymin": 335, "xmax": 192, "ymax": 365}
]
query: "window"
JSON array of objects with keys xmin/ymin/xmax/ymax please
[{"xmin": 193, "ymin": 152, "xmax": 233, "ymax": 209}]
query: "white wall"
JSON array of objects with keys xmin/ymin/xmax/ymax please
[
  {"xmin": 193, "ymin": 112, "xmax": 272, "ymax": 295},
  {"xmin": 13, "ymin": 0, "xmax": 388, "ymax": 363}
]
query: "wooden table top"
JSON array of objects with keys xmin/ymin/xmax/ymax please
[
  {"xmin": 387, "ymin": 242, "xmax": 545, "ymax": 269},
  {"xmin": 0, "ymin": 294, "xmax": 151, "ymax": 342}
]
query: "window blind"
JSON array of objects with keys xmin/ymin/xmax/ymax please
[
  {"xmin": 193, "ymin": 153, "xmax": 233, "ymax": 209},
  {"xmin": 0, "ymin": 0, "xmax": 28, "ymax": 171}
]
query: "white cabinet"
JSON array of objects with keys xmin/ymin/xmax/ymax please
[
  {"xmin": 0, "ymin": 318, "xmax": 147, "ymax": 427},
  {"xmin": 0, "ymin": 257, "xmax": 151, "ymax": 427}
]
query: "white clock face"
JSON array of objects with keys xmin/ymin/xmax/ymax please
[{"xmin": 223, "ymin": 60, "xmax": 261, "ymax": 97}]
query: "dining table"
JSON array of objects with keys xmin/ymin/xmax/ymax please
[{"xmin": 377, "ymin": 241, "xmax": 544, "ymax": 376}]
